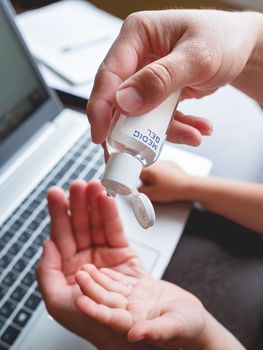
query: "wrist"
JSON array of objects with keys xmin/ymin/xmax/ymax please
[
  {"xmin": 191, "ymin": 310, "xmax": 245, "ymax": 350},
  {"xmin": 183, "ymin": 176, "xmax": 206, "ymax": 203},
  {"xmin": 231, "ymin": 11, "xmax": 263, "ymax": 103}
]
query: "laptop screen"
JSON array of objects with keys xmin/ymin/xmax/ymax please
[{"xmin": 0, "ymin": 4, "xmax": 48, "ymax": 143}]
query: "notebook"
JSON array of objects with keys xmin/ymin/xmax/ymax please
[
  {"xmin": 16, "ymin": 0, "xmax": 123, "ymax": 85},
  {"xmin": 0, "ymin": 1, "xmax": 212, "ymax": 349}
]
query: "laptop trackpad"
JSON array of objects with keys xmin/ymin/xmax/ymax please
[{"xmin": 16, "ymin": 306, "xmax": 96, "ymax": 350}]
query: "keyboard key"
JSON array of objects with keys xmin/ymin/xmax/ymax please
[
  {"xmin": 13, "ymin": 258, "xmax": 28, "ymax": 273},
  {"xmin": 21, "ymin": 271, "xmax": 35, "ymax": 287},
  {"xmin": 0, "ymin": 239, "xmax": 6, "ymax": 250},
  {"xmin": 9, "ymin": 220, "xmax": 22, "ymax": 233},
  {"xmin": 37, "ymin": 209, "xmax": 47, "ymax": 220},
  {"xmin": 10, "ymin": 286, "xmax": 27, "ymax": 303},
  {"xmin": 57, "ymin": 163, "xmax": 73, "ymax": 177},
  {"xmin": 28, "ymin": 221, "xmax": 39, "ymax": 231},
  {"xmin": 32, "ymin": 235, "xmax": 44, "ymax": 247},
  {"xmin": 24, "ymin": 293, "xmax": 41, "ymax": 311},
  {"xmin": 1, "ymin": 231, "xmax": 14, "ymax": 243},
  {"xmin": 7, "ymin": 242, "xmax": 21, "ymax": 256},
  {"xmin": 13, "ymin": 308, "xmax": 31, "ymax": 328},
  {"xmin": 31, "ymin": 257, "xmax": 40, "ymax": 268},
  {"xmin": 24, "ymin": 246, "xmax": 38, "ymax": 259},
  {"xmin": 37, "ymin": 191, "xmax": 46, "ymax": 201},
  {"xmin": 34, "ymin": 284, "xmax": 41, "ymax": 294},
  {"xmin": 0, "ymin": 255, "xmax": 13, "ymax": 269},
  {"xmin": 0, "ymin": 318, "xmax": 5, "ymax": 330},
  {"xmin": 0, "ymin": 344, "xmax": 9, "ymax": 350},
  {"xmin": 41, "ymin": 225, "xmax": 50, "ymax": 238},
  {"xmin": 86, "ymin": 168, "xmax": 98, "ymax": 180},
  {"xmin": 29, "ymin": 199, "xmax": 40, "ymax": 209},
  {"xmin": 2, "ymin": 271, "xmax": 18, "ymax": 287},
  {"xmin": 20, "ymin": 210, "xmax": 32, "ymax": 221},
  {"xmin": 18, "ymin": 231, "xmax": 31, "ymax": 244},
  {"xmin": 0, "ymin": 300, "xmax": 17, "ymax": 318},
  {"xmin": 47, "ymin": 178, "xmax": 60, "ymax": 187},
  {"xmin": 0, "ymin": 286, "xmax": 9, "ymax": 301},
  {"xmin": 63, "ymin": 159, "xmax": 74, "ymax": 169},
  {"xmin": 76, "ymin": 164, "xmax": 85, "ymax": 173},
  {"xmin": 1, "ymin": 325, "xmax": 20, "ymax": 346}
]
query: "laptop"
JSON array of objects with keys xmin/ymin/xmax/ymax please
[{"xmin": 0, "ymin": 1, "xmax": 212, "ymax": 349}]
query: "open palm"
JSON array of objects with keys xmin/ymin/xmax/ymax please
[
  {"xmin": 36, "ymin": 180, "xmax": 156, "ymax": 350},
  {"xmin": 36, "ymin": 179, "xmax": 239, "ymax": 350},
  {"xmin": 75, "ymin": 263, "xmax": 205, "ymax": 349}
]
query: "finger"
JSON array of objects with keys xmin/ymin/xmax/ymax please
[
  {"xmin": 69, "ymin": 180, "xmax": 91, "ymax": 250},
  {"xmin": 99, "ymin": 268, "xmax": 127, "ymax": 282},
  {"xmin": 86, "ymin": 11, "xmax": 185, "ymax": 144},
  {"xmin": 127, "ymin": 314, "xmax": 183, "ymax": 345},
  {"xmin": 167, "ymin": 110, "xmax": 213, "ymax": 146},
  {"xmin": 36, "ymin": 240, "xmax": 68, "ymax": 308},
  {"xmin": 75, "ymin": 269, "xmax": 127, "ymax": 308},
  {"xmin": 167, "ymin": 119, "xmax": 203, "ymax": 146},
  {"xmin": 47, "ymin": 187, "xmax": 76, "ymax": 260},
  {"xmin": 128, "ymin": 299, "xmax": 205, "ymax": 346},
  {"xmin": 174, "ymin": 111, "xmax": 213, "ymax": 136},
  {"xmin": 140, "ymin": 168, "xmax": 155, "ymax": 185},
  {"xmin": 99, "ymin": 267, "xmax": 138, "ymax": 285},
  {"xmin": 115, "ymin": 41, "xmax": 216, "ymax": 116},
  {"xmin": 81, "ymin": 264, "xmax": 132, "ymax": 296},
  {"xmin": 139, "ymin": 186, "xmax": 160, "ymax": 202},
  {"xmin": 86, "ymin": 180, "xmax": 107, "ymax": 245},
  {"xmin": 86, "ymin": 16, "xmax": 143, "ymax": 143},
  {"xmin": 181, "ymin": 86, "xmax": 217, "ymax": 101},
  {"xmin": 98, "ymin": 191, "xmax": 129, "ymax": 248},
  {"xmin": 75, "ymin": 294, "xmax": 133, "ymax": 333}
]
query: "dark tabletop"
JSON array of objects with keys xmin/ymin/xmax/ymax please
[{"xmin": 162, "ymin": 88, "xmax": 263, "ymax": 350}]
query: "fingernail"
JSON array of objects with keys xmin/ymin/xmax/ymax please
[
  {"xmin": 133, "ymin": 334, "xmax": 145, "ymax": 341},
  {"xmin": 181, "ymin": 136, "xmax": 200, "ymax": 146},
  {"xmin": 116, "ymin": 87, "xmax": 144, "ymax": 113},
  {"xmin": 207, "ymin": 126, "xmax": 213, "ymax": 135}
]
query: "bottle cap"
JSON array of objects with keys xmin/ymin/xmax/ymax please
[
  {"xmin": 102, "ymin": 152, "xmax": 143, "ymax": 195},
  {"xmin": 131, "ymin": 192, "xmax": 155, "ymax": 229}
]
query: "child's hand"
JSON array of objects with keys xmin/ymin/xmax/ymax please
[
  {"xmin": 140, "ymin": 160, "xmax": 192, "ymax": 203},
  {"xmin": 75, "ymin": 264, "xmax": 207, "ymax": 350}
]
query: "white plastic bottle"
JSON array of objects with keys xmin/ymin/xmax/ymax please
[{"xmin": 102, "ymin": 91, "xmax": 181, "ymax": 228}]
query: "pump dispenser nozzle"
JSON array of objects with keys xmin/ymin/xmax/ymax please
[
  {"xmin": 102, "ymin": 152, "xmax": 143, "ymax": 195},
  {"xmin": 101, "ymin": 152, "xmax": 155, "ymax": 228}
]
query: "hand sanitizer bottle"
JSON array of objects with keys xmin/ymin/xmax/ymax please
[{"xmin": 102, "ymin": 91, "xmax": 181, "ymax": 228}]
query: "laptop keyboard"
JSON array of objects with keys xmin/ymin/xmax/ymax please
[{"xmin": 0, "ymin": 133, "xmax": 104, "ymax": 349}]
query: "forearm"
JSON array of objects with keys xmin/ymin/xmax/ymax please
[
  {"xmin": 231, "ymin": 12, "xmax": 263, "ymax": 104},
  {"xmin": 183, "ymin": 176, "xmax": 263, "ymax": 234},
  {"xmin": 191, "ymin": 311, "xmax": 245, "ymax": 350}
]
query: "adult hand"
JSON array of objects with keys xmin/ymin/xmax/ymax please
[
  {"xmin": 87, "ymin": 10, "xmax": 261, "ymax": 145},
  {"xmin": 36, "ymin": 180, "xmax": 156, "ymax": 350},
  {"xmin": 140, "ymin": 160, "xmax": 192, "ymax": 203}
]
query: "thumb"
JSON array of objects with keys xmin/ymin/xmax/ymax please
[
  {"xmin": 127, "ymin": 313, "xmax": 183, "ymax": 344},
  {"xmin": 36, "ymin": 240, "xmax": 66, "ymax": 299},
  {"xmin": 115, "ymin": 48, "xmax": 204, "ymax": 116},
  {"xmin": 128, "ymin": 299, "xmax": 206, "ymax": 346}
]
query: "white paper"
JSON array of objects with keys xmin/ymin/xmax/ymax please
[{"xmin": 16, "ymin": 0, "xmax": 123, "ymax": 85}]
